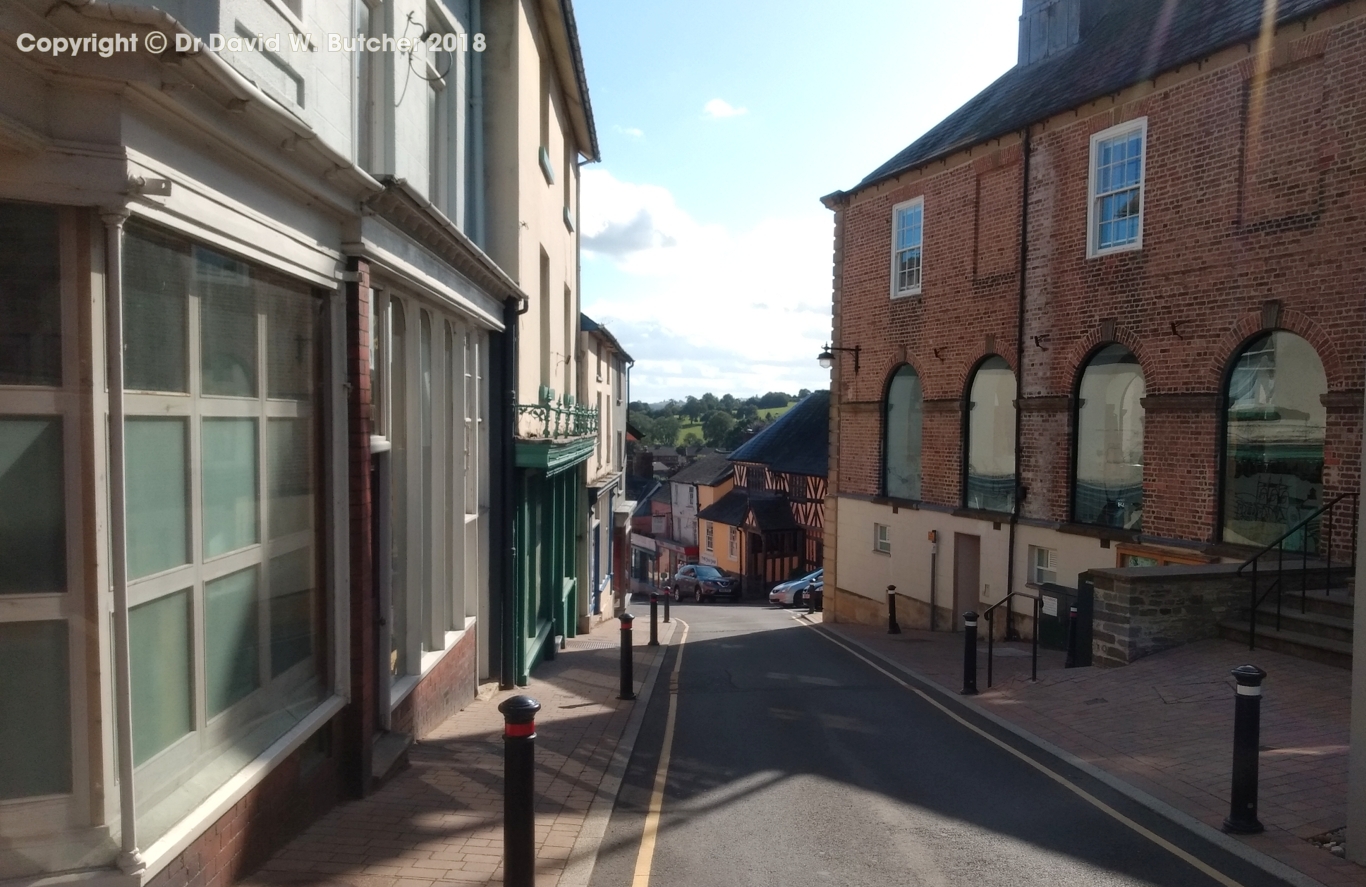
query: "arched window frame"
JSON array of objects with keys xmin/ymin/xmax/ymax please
[
  {"xmin": 961, "ymin": 355, "xmax": 1017, "ymax": 513},
  {"xmin": 881, "ymin": 363, "xmax": 923, "ymax": 501},
  {"xmin": 1216, "ymin": 330, "xmax": 1328, "ymax": 550},
  {"xmin": 1069, "ymin": 343, "xmax": 1145, "ymax": 530}
]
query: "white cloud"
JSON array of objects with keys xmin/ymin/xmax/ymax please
[
  {"xmin": 613, "ymin": 125, "xmax": 645, "ymax": 139},
  {"xmin": 581, "ymin": 169, "xmax": 833, "ymax": 400},
  {"xmin": 702, "ymin": 98, "xmax": 748, "ymax": 119}
]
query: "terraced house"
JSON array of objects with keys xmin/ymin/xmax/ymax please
[
  {"xmin": 822, "ymin": 0, "xmax": 1366, "ymax": 664},
  {"xmin": 0, "ymin": 0, "xmax": 597, "ymax": 885}
]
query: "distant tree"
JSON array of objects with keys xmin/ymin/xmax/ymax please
[
  {"xmin": 744, "ymin": 395, "xmax": 761, "ymax": 408},
  {"xmin": 703, "ymin": 411, "xmax": 736, "ymax": 446},
  {"xmin": 720, "ymin": 393, "xmax": 737, "ymax": 412},
  {"xmin": 736, "ymin": 403, "xmax": 759, "ymax": 423},
  {"xmin": 722, "ymin": 423, "xmax": 752, "ymax": 450},
  {"xmin": 798, "ymin": 388, "xmax": 812, "ymax": 399},
  {"xmin": 682, "ymin": 396, "xmax": 703, "ymax": 421},
  {"xmin": 629, "ymin": 400, "xmax": 654, "ymax": 417},
  {"xmin": 681, "ymin": 431, "xmax": 702, "ymax": 446},
  {"xmin": 629, "ymin": 411, "xmax": 655, "ymax": 440},
  {"xmin": 650, "ymin": 415, "xmax": 681, "ymax": 445},
  {"xmin": 758, "ymin": 391, "xmax": 790, "ymax": 409},
  {"xmin": 700, "ymin": 392, "xmax": 719, "ymax": 413}
]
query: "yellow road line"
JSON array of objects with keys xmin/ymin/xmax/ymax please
[
  {"xmin": 631, "ymin": 619, "xmax": 689, "ymax": 887},
  {"xmin": 799, "ymin": 618, "xmax": 1246, "ymax": 887}
]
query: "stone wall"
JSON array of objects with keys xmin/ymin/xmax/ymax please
[{"xmin": 1090, "ymin": 564, "xmax": 1248, "ymax": 667}]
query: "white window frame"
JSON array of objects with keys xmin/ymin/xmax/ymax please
[
  {"xmin": 889, "ymin": 197, "xmax": 924, "ymax": 298},
  {"xmin": 873, "ymin": 522, "xmax": 891, "ymax": 554},
  {"xmin": 0, "ymin": 208, "xmax": 94, "ymax": 836},
  {"xmin": 1087, "ymin": 117, "xmax": 1148, "ymax": 258},
  {"xmin": 728, "ymin": 527, "xmax": 738, "ymax": 558},
  {"xmin": 423, "ymin": 2, "xmax": 467, "ymax": 224},
  {"xmin": 1029, "ymin": 545, "xmax": 1058, "ymax": 586},
  {"xmin": 705, "ymin": 522, "xmax": 713, "ymax": 552}
]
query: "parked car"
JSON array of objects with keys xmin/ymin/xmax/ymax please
[
  {"xmin": 769, "ymin": 569, "xmax": 823, "ymax": 608},
  {"xmin": 674, "ymin": 564, "xmax": 740, "ymax": 602}
]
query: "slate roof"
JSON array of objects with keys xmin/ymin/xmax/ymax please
[
  {"xmin": 696, "ymin": 490, "xmax": 800, "ymax": 533},
  {"xmin": 696, "ymin": 489, "xmax": 749, "ymax": 527},
  {"xmin": 580, "ymin": 313, "xmax": 633, "ymax": 362},
  {"xmin": 853, "ymin": 0, "xmax": 1343, "ymax": 192},
  {"xmin": 728, "ymin": 391, "xmax": 829, "ymax": 478},
  {"xmin": 668, "ymin": 453, "xmax": 735, "ymax": 487}
]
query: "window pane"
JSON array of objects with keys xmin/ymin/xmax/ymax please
[
  {"xmin": 0, "ymin": 202, "xmax": 61, "ymax": 386},
  {"xmin": 270, "ymin": 547, "xmax": 315, "ymax": 676},
  {"xmin": 0, "ymin": 418, "xmax": 66, "ymax": 594},
  {"xmin": 126, "ymin": 418, "xmax": 189, "ymax": 579},
  {"xmin": 0, "ymin": 620, "xmax": 71, "ymax": 799},
  {"xmin": 1223, "ymin": 332, "xmax": 1327, "ymax": 549},
  {"xmin": 124, "ymin": 225, "xmax": 189, "ymax": 393},
  {"xmin": 205, "ymin": 567, "xmax": 260, "ymax": 717},
  {"xmin": 131, "ymin": 590, "xmax": 193, "ymax": 765},
  {"xmin": 966, "ymin": 356, "xmax": 1016, "ymax": 512},
  {"xmin": 884, "ymin": 367, "xmax": 923, "ymax": 500},
  {"xmin": 268, "ymin": 418, "xmax": 313, "ymax": 539},
  {"xmin": 1074, "ymin": 345, "xmax": 1144, "ymax": 529},
  {"xmin": 265, "ymin": 273, "xmax": 317, "ymax": 399},
  {"xmin": 198, "ymin": 248, "xmax": 257, "ymax": 397},
  {"xmin": 204, "ymin": 418, "xmax": 259, "ymax": 557}
]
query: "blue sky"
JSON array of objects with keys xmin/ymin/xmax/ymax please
[{"xmin": 574, "ymin": 1, "xmax": 1023, "ymax": 402}]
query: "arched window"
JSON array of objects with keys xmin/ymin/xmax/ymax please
[
  {"xmin": 1222, "ymin": 331, "xmax": 1327, "ymax": 548},
  {"xmin": 965, "ymin": 356, "xmax": 1016, "ymax": 512},
  {"xmin": 1073, "ymin": 345, "xmax": 1145, "ymax": 530},
  {"xmin": 884, "ymin": 365, "xmax": 923, "ymax": 499}
]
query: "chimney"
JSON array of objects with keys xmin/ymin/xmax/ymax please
[{"xmin": 1018, "ymin": 0, "xmax": 1081, "ymax": 66}]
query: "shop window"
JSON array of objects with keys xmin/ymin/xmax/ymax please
[
  {"xmin": 1221, "ymin": 331, "xmax": 1326, "ymax": 549},
  {"xmin": 1073, "ymin": 345, "xmax": 1145, "ymax": 530},
  {"xmin": 965, "ymin": 356, "xmax": 1016, "ymax": 512}
]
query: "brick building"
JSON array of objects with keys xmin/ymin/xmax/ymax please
[{"xmin": 822, "ymin": 0, "xmax": 1366, "ymax": 639}]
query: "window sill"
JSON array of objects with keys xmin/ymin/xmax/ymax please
[
  {"xmin": 389, "ymin": 617, "xmax": 478, "ymax": 711},
  {"xmin": 1056, "ymin": 522, "xmax": 1141, "ymax": 544},
  {"xmin": 890, "ymin": 289, "xmax": 922, "ymax": 300},
  {"xmin": 1087, "ymin": 241, "xmax": 1142, "ymax": 260},
  {"xmin": 872, "ymin": 548, "xmax": 891, "ymax": 556}
]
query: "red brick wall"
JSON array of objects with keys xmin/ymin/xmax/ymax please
[
  {"xmin": 390, "ymin": 628, "xmax": 478, "ymax": 739},
  {"xmin": 343, "ymin": 261, "xmax": 376, "ymax": 793},
  {"xmin": 145, "ymin": 721, "xmax": 343, "ymax": 887},
  {"xmin": 833, "ymin": 10, "xmax": 1366, "ymax": 552}
]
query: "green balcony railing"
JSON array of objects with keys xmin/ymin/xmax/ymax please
[{"xmin": 517, "ymin": 400, "xmax": 599, "ymax": 439}]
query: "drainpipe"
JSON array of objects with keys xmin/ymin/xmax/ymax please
[
  {"xmin": 1005, "ymin": 126, "xmax": 1032, "ymax": 641},
  {"xmin": 470, "ymin": 0, "xmax": 485, "ymax": 247},
  {"xmin": 101, "ymin": 210, "xmax": 145, "ymax": 877},
  {"xmin": 497, "ymin": 295, "xmax": 527, "ymax": 689}
]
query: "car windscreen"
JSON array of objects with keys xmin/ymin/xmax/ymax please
[{"xmin": 695, "ymin": 566, "xmax": 723, "ymax": 579}]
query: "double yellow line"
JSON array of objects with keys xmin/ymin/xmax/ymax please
[{"xmin": 630, "ymin": 620, "xmax": 688, "ymax": 887}]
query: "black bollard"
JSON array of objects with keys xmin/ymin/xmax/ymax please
[
  {"xmin": 664, "ymin": 590, "xmax": 671, "ymax": 623},
  {"xmin": 499, "ymin": 695, "xmax": 541, "ymax": 887},
  {"xmin": 1064, "ymin": 604, "xmax": 1079, "ymax": 669},
  {"xmin": 807, "ymin": 581, "xmax": 817, "ymax": 614},
  {"xmin": 649, "ymin": 594, "xmax": 659, "ymax": 646},
  {"xmin": 962, "ymin": 611, "xmax": 979, "ymax": 695},
  {"xmin": 618, "ymin": 613, "xmax": 636, "ymax": 701},
  {"xmin": 887, "ymin": 585, "xmax": 901, "ymax": 634},
  {"xmin": 1224, "ymin": 665, "xmax": 1267, "ymax": 834}
]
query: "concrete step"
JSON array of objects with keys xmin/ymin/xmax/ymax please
[
  {"xmin": 1247, "ymin": 603, "xmax": 1354, "ymax": 645},
  {"xmin": 1217, "ymin": 621, "xmax": 1352, "ymax": 669}
]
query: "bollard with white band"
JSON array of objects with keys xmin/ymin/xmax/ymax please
[
  {"xmin": 1223, "ymin": 664, "xmax": 1267, "ymax": 834},
  {"xmin": 962, "ymin": 611, "xmax": 979, "ymax": 695}
]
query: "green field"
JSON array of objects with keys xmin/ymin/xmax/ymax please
[{"xmin": 670, "ymin": 403, "xmax": 793, "ymax": 445}]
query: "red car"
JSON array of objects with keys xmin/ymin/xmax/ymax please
[{"xmin": 673, "ymin": 564, "xmax": 740, "ymax": 602}]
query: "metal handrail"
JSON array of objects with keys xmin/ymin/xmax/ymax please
[
  {"xmin": 516, "ymin": 402, "xmax": 599, "ymax": 439},
  {"xmin": 1236, "ymin": 492, "xmax": 1357, "ymax": 651},
  {"xmin": 982, "ymin": 591, "xmax": 1041, "ymax": 687}
]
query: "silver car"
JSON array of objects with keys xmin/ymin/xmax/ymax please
[{"xmin": 769, "ymin": 569, "xmax": 823, "ymax": 608}]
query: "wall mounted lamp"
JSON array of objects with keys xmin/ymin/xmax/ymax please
[{"xmin": 817, "ymin": 343, "xmax": 861, "ymax": 373}]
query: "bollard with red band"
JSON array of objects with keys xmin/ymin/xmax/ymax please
[
  {"xmin": 619, "ymin": 612, "xmax": 636, "ymax": 700},
  {"xmin": 499, "ymin": 695, "xmax": 541, "ymax": 887}
]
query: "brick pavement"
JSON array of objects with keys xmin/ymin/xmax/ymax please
[
  {"xmin": 817, "ymin": 615, "xmax": 1363, "ymax": 887},
  {"xmin": 240, "ymin": 619, "xmax": 675, "ymax": 887}
]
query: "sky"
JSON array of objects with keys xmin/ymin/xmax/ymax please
[{"xmin": 573, "ymin": 0, "xmax": 1023, "ymax": 403}]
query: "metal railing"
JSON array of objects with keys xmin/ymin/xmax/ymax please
[
  {"xmin": 982, "ymin": 591, "xmax": 1041, "ymax": 687},
  {"xmin": 1237, "ymin": 492, "xmax": 1358, "ymax": 651},
  {"xmin": 516, "ymin": 401, "xmax": 599, "ymax": 439}
]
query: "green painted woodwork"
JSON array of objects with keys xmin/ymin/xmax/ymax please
[{"xmin": 515, "ymin": 436, "xmax": 596, "ymax": 475}]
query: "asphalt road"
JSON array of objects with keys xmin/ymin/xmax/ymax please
[{"xmin": 587, "ymin": 600, "xmax": 1298, "ymax": 887}]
